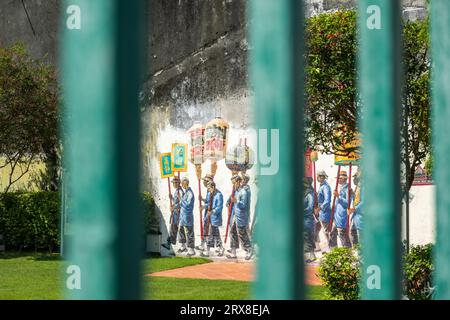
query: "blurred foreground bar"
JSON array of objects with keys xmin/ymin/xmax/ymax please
[
  {"xmin": 431, "ymin": 0, "xmax": 450, "ymax": 300},
  {"xmin": 61, "ymin": 0, "xmax": 145, "ymax": 299},
  {"xmin": 249, "ymin": 0, "xmax": 305, "ymax": 299},
  {"xmin": 358, "ymin": 0, "xmax": 401, "ymax": 299}
]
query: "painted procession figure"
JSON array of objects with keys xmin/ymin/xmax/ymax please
[
  {"xmin": 315, "ymin": 170, "xmax": 332, "ymax": 252},
  {"xmin": 226, "ymin": 175, "xmax": 253, "ymax": 260},
  {"xmin": 200, "ymin": 181, "xmax": 225, "ymax": 257},
  {"xmin": 196, "ymin": 174, "xmax": 214, "ymax": 251},
  {"xmin": 178, "ymin": 177, "xmax": 196, "ymax": 256},
  {"xmin": 162, "ymin": 175, "xmax": 183, "ymax": 253},
  {"xmin": 330, "ymin": 171, "xmax": 352, "ymax": 248},
  {"xmin": 304, "ymin": 177, "xmax": 317, "ymax": 262},
  {"xmin": 349, "ymin": 169, "xmax": 363, "ymax": 248}
]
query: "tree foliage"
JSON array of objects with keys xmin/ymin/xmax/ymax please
[
  {"xmin": 402, "ymin": 18, "xmax": 430, "ymax": 191},
  {"xmin": 305, "ymin": 11, "xmax": 430, "ymax": 190},
  {"xmin": 306, "ymin": 10, "xmax": 358, "ymax": 156},
  {"xmin": 0, "ymin": 44, "xmax": 59, "ymax": 192}
]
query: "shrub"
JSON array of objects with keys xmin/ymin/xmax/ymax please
[
  {"xmin": 0, "ymin": 192, "xmax": 59, "ymax": 252},
  {"xmin": 318, "ymin": 247, "xmax": 360, "ymax": 300},
  {"xmin": 403, "ymin": 244, "xmax": 434, "ymax": 300},
  {"xmin": 142, "ymin": 191, "xmax": 160, "ymax": 234},
  {"xmin": 318, "ymin": 244, "xmax": 435, "ymax": 300},
  {"xmin": 0, "ymin": 191, "xmax": 158, "ymax": 252}
]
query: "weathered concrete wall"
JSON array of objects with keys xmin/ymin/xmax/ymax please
[{"xmin": 0, "ymin": 0, "xmax": 60, "ymax": 64}]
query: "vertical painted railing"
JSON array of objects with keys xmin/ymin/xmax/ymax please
[
  {"xmin": 358, "ymin": 0, "xmax": 402, "ymax": 299},
  {"xmin": 249, "ymin": 0, "xmax": 305, "ymax": 299},
  {"xmin": 61, "ymin": 0, "xmax": 145, "ymax": 299},
  {"xmin": 431, "ymin": 0, "xmax": 450, "ymax": 300}
]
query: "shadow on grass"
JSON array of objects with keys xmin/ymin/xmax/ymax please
[{"xmin": 0, "ymin": 251, "xmax": 61, "ymax": 261}]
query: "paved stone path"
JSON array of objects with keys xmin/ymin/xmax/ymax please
[{"xmin": 148, "ymin": 261, "xmax": 322, "ymax": 285}]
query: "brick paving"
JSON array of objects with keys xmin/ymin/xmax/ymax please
[{"xmin": 147, "ymin": 261, "xmax": 322, "ymax": 285}]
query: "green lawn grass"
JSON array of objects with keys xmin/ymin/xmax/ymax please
[
  {"xmin": 142, "ymin": 256, "xmax": 211, "ymax": 274},
  {"xmin": 147, "ymin": 277, "xmax": 252, "ymax": 300},
  {"xmin": 147, "ymin": 278, "xmax": 328, "ymax": 300},
  {"xmin": 0, "ymin": 253, "xmax": 63, "ymax": 299},
  {"xmin": 0, "ymin": 253, "xmax": 327, "ymax": 300}
]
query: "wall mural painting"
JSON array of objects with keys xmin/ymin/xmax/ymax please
[{"xmin": 158, "ymin": 117, "xmax": 257, "ymax": 261}]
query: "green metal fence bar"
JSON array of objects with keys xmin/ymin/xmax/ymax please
[
  {"xmin": 60, "ymin": 168, "xmax": 66, "ymax": 258},
  {"xmin": 358, "ymin": 0, "xmax": 402, "ymax": 299},
  {"xmin": 61, "ymin": 0, "xmax": 145, "ymax": 299},
  {"xmin": 431, "ymin": 0, "xmax": 450, "ymax": 300},
  {"xmin": 249, "ymin": 0, "xmax": 305, "ymax": 299}
]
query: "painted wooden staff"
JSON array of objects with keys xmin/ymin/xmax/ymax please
[
  {"xmin": 204, "ymin": 188, "xmax": 214, "ymax": 238},
  {"xmin": 327, "ymin": 165, "xmax": 341, "ymax": 232},
  {"xmin": 224, "ymin": 182, "xmax": 236, "ymax": 244},
  {"xmin": 187, "ymin": 123, "xmax": 206, "ymax": 242},
  {"xmin": 168, "ymin": 177, "xmax": 173, "ymax": 224},
  {"xmin": 346, "ymin": 163, "xmax": 353, "ymax": 237},
  {"xmin": 313, "ymin": 162, "xmax": 317, "ymax": 204},
  {"xmin": 197, "ymin": 174, "xmax": 204, "ymax": 238},
  {"xmin": 309, "ymin": 150, "xmax": 321, "ymax": 241},
  {"xmin": 310, "ymin": 150, "xmax": 319, "ymax": 209}
]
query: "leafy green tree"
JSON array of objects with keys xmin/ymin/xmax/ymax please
[
  {"xmin": 305, "ymin": 11, "xmax": 430, "ymax": 191},
  {"xmin": 402, "ymin": 18, "xmax": 430, "ymax": 191},
  {"xmin": 0, "ymin": 44, "xmax": 59, "ymax": 192},
  {"xmin": 306, "ymin": 10, "xmax": 358, "ymax": 156}
]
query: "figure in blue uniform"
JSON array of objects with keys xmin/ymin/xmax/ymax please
[
  {"xmin": 201, "ymin": 181, "xmax": 225, "ymax": 257},
  {"xmin": 331, "ymin": 171, "xmax": 352, "ymax": 248},
  {"xmin": 349, "ymin": 170, "xmax": 362, "ymax": 248},
  {"xmin": 196, "ymin": 174, "xmax": 214, "ymax": 251},
  {"xmin": 315, "ymin": 170, "xmax": 333, "ymax": 250},
  {"xmin": 179, "ymin": 177, "xmax": 196, "ymax": 256},
  {"xmin": 241, "ymin": 173, "xmax": 252, "ymax": 222},
  {"xmin": 304, "ymin": 177, "xmax": 316, "ymax": 262},
  {"xmin": 162, "ymin": 176, "xmax": 183, "ymax": 252},
  {"xmin": 226, "ymin": 175, "xmax": 253, "ymax": 260}
]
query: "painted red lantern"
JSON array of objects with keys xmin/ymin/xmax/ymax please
[
  {"xmin": 187, "ymin": 123, "xmax": 205, "ymax": 165},
  {"xmin": 187, "ymin": 123, "xmax": 205, "ymax": 179},
  {"xmin": 204, "ymin": 117, "xmax": 229, "ymax": 162}
]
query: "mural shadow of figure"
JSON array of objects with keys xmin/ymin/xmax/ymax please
[
  {"xmin": 152, "ymin": 202, "xmax": 172, "ymax": 256},
  {"xmin": 144, "ymin": 203, "xmax": 169, "ymax": 256}
]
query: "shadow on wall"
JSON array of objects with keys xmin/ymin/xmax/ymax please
[{"xmin": 145, "ymin": 202, "xmax": 171, "ymax": 256}]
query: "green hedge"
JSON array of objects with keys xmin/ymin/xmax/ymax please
[
  {"xmin": 0, "ymin": 192, "xmax": 60, "ymax": 252},
  {"xmin": 0, "ymin": 191, "xmax": 158, "ymax": 253}
]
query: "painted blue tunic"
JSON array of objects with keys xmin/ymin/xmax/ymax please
[
  {"xmin": 317, "ymin": 180, "xmax": 332, "ymax": 222},
  {"xmin": 350, "ymin": 186, "xmax": 363, "ymax": 230},
  {"xmin": 230, "ymin": 187, "xmax": 249, "ymax": 227},
  {"xmin": 304, "ymin": 187, "xmax": 315, "ymax": 230},
  {"xmin": 171, "ymin": 187, "xmax": 183, "ymax": 225},
  {"xmin": 180, "ymin": 187, "xmax": 195, "ymax": 227},
  {"xmin": 208, "ymin": 190, "xmax": 224, "ymax": 227},
  {"xmin": 203, "ymin": 190, "xmax": 210, "ymax": 219},
  {"xmin": 334, "ymin": 183, "xmax": 349, "ymax": 229},
  {"xmin": 243, "ymin": 184, "xmax": 251, "ymax": 218}
]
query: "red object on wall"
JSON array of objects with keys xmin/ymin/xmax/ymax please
[{"xmin": 305, "ymin": 148, "xmax": 313, "ymax": 178}]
